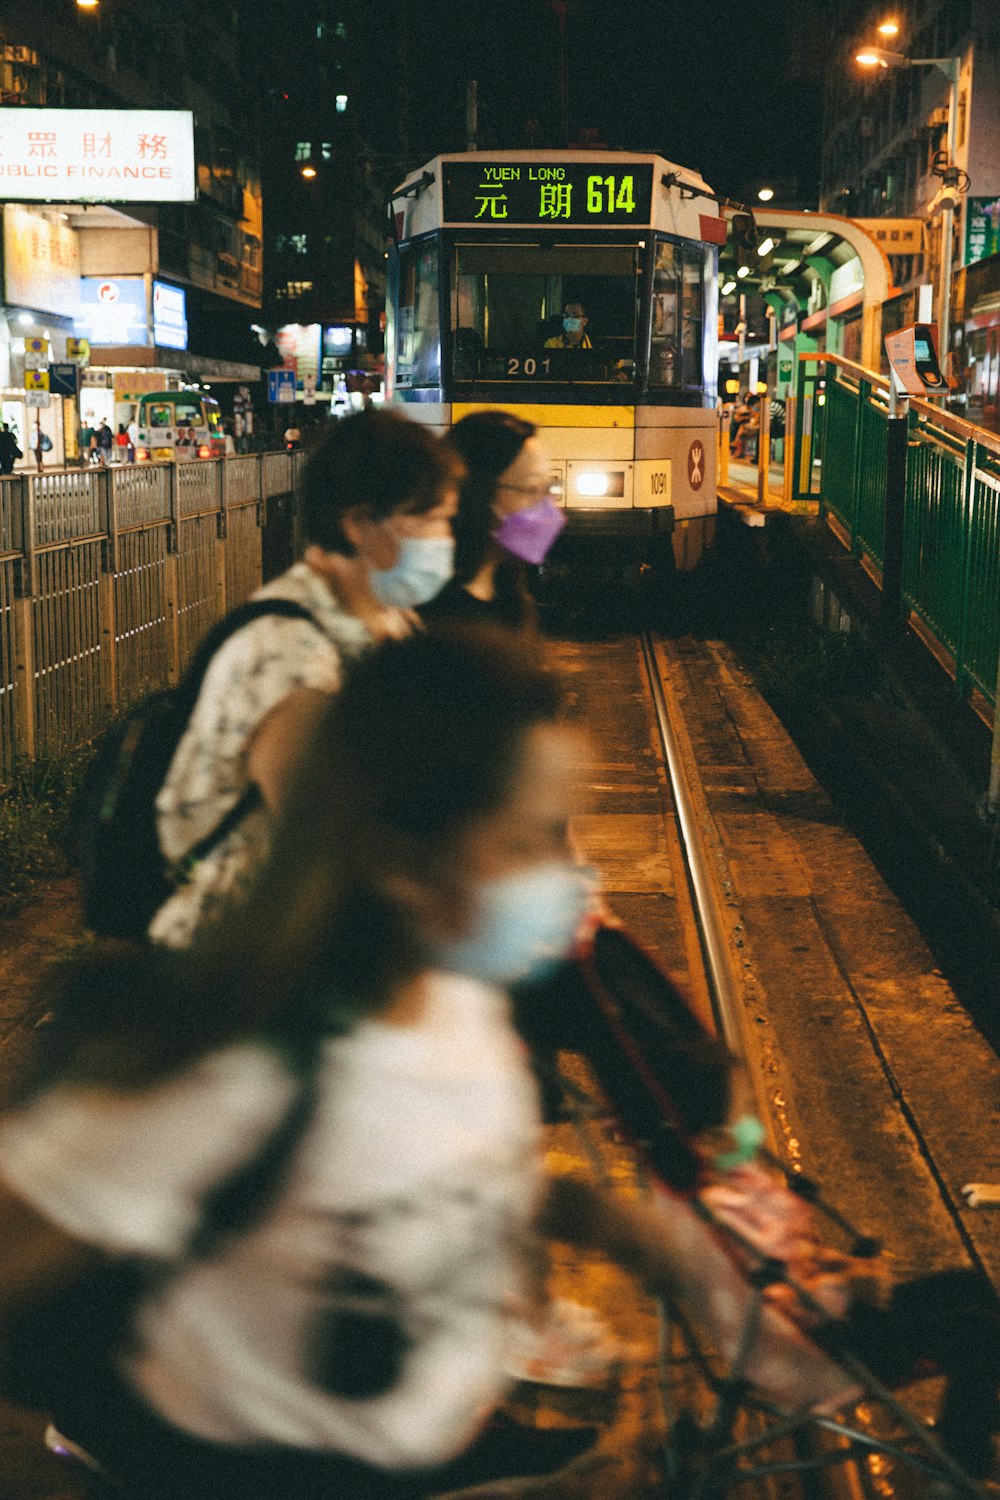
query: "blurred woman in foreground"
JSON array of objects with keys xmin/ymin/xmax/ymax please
[{"xmin": 0, "ymin": 626, "xmax": 856, "ymax": 1499}]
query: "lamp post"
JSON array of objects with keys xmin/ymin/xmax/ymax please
[{"xmin": 855, "ymin": 44, "xmax": 961, "ymax": 360}]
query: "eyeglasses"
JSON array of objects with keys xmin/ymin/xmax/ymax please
[{"xmin": 496, "ymin": 481, "xmax": 561, "ymax": 499}]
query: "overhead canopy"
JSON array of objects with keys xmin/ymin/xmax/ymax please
[{"xmin": 719, "ymin": 209, "xmax": 895, "ymax": 370}]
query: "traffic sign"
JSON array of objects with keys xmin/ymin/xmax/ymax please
[
  {"xmin": 24, "ymin": 336, "xmax": 49, "ymax": 370},
  {"xmin": 66, "ymin": 337, "xmax": 91, "ymax": 366},
  {"xmin": 49, "ymin": 363, "xmax": 80, "ymax": 397},
  {"xmin": 267, "ymin": 368, "xmax": 297, "ymax": 404},
  {"xmin": 24, "ymin": 368, "xmax": 50, "ymax": 392}
]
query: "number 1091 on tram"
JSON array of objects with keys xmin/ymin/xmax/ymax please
[{"xmin": 385, "ymin": 150, "xmax": 723, "ymax": 571}]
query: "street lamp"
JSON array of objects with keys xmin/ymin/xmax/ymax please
[{"xmin": 855, "ymin": 42, "xmax": 962, "ymax": 358}]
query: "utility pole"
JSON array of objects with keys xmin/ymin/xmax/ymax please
[
  {"xmin": 466, "ymin": 80, "xmax": 478, "ymax": 152},
  {"xmin": 936, "ymin": 57, "xmax": 960, "ymax": 363},
  {"xmin": 550, "ymin": 1, "xmax": 570, "ymax": 146}
]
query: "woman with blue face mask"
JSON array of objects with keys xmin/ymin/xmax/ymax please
[
  {"xmin": 419, "ymin": 410, "xmax": 564, "ymax": 632},
  {"xmin": 0, "ymin": 626, "xmax": 857, "ymax": 1500},
  {"xmin": 147, "ymin": 408, "xmax": 461, "ymax": 949}
]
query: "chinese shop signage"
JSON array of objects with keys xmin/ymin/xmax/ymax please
[
  {"xmin": 0, "ymin": 110, "xmax": 195, "ymax": 202},
  {"xmin": 965, "ymin": 198, "xmax": 1000, "ymax": 268},
  {"xmin": 441, "ymin": 161, "xmax": 654, "ymax": 225}
]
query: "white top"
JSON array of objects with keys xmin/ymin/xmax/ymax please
[
  {"xmin": 0, "ymin": 974, "xmax": 542, "ymax": 1470},
  {"xmin": 150, "ymin": 563, "xmax": 372, "ymax": 948}
]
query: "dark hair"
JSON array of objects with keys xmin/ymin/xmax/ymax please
[
  {"xmin": 253, "ymin": 622, "xmax": 562, "ymax": 1011},
  {"xmin": 28, "ymin": 625, "xmax": 563, "ymax": 1093},
  {"xmin": 299, "ymin": 408, "xmax": 461, "ymax": 555},
  {"xmin": 446, "ymin": 410, "xmax": 537, "ymax": 626}
]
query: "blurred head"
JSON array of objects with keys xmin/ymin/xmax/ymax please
[
  {"xmin": 258, "ymin": 623, "xmax": 587, "ymax": 1007},
  {"xmin": 300, "ymin": 408, "xmax": 462, "ymax": 566},
  {"xmin": 34, "ymin": 628, "xmax": 583, "ymax": 1094},
  {"xmin": 447, "ymin": 410, "xmax": 558, "ymax": 581}
]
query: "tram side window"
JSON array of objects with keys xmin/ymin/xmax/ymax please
[
  {"xmin": 650, "ymin": 242, "xmax": 704, "ymax": 390},
  {"xmin": 395, "ymin": 239, "xmax": 441, "ymax": 390}
]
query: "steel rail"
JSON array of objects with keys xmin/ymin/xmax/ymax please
[
  {"xmin": 638, "ymin": 631, "xmax": 760, "ymax": 1079},
  {"xmin": 638, "ymin": 629, "xmax": 873, "ymax": 1500}
]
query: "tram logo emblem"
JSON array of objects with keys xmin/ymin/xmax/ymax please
[{"xmin": 687, "ymin": 440, "xmax": 705, "ymax": 490}]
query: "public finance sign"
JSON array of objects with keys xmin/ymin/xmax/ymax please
[
  {"xmin": 153, "ymin": 280, "xmax": 188, "ymax": 351},
  {"xmin": 0, "ymin": 110, "xmax": 195, "ymax": 203},
  {"xmin": 77, "ymin": 278, "xmax": 148, "ymax": 346},
  {"xmin": 441, "ymin": 160, "xmax": 654, "ymax": 225}
]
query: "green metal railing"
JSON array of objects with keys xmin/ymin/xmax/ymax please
[{"xmin": 793, "ymin": 351, "xmax": 1000, "ymax": 717}]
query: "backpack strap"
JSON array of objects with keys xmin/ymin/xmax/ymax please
[
  {"xmin": 190, "ymin": 1039, "xmax": 322, "ymax": 1256},
  {"xmin": 167, "ymin": 598, "xmax": 324, "ymax": 883}
]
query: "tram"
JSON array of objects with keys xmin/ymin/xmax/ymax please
[{"xmin": 385, "ymin": 150, "xmax": 724, "ymax": 570}]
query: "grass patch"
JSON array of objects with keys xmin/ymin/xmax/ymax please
[
  {"xmin": 0, "ymin": 744, "xmax": 92, "ymax": 916},
  {"xmin": 743, "ymin": 620, "xmax": 879, "ymax": 709}
]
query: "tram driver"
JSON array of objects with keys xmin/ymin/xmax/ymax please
[{"xmin": 544, "ymin": 302, "xmax": 593, "ymax": 350}]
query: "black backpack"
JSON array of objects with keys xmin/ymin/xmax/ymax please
[{"xmin": 73, "ymin": 598, "xmax": 317, "ymax": 941}]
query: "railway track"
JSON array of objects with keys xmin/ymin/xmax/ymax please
[{"xmin": 528, "ymin": 625, "xmax": 999, "ymax": 1500}]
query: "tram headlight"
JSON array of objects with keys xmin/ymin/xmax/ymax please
[
  {"xmin": 576, "ymin": 471, "xmax": 609, "ymax": 498},
  {"xmin": 574, "ymin": 470, "xmax": 625, "ymax": 499}
]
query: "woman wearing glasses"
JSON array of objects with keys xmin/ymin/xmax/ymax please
[{"xmin": 420, "ymin": 411, "xmax": 564, "ymax": 631}]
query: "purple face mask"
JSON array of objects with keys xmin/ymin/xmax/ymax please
[{"xmin": 493, "ymin": 495, "xmax": 566, "ymax": 565}]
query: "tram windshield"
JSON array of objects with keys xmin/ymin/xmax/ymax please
[{"xmin": 450, "ymin": 242, "xmax": 640, "ymax": 385}]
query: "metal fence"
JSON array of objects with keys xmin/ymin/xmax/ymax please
[
  {"xmin": 792, "ymin": 352, "xmax": 1000, "ymax": 718},
  {"xmin": 0, "ymin": 453, "xmax": 305, "ymax": 783}
]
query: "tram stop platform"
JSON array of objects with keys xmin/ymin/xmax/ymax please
[{"xmin": 716, "ymin": 453, "xmax": 810, "ymax": 526}]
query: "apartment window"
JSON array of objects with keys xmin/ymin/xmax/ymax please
[
  {"xmin": 321, "ymin": 142, "xmax": 332, "ymax": 159},
  {"xmin": 294, "ymin": 141, "xmax": 312, "ymax": 162},
  {"xmin": 290, "ymin": 234, "xmax": 308, "ymax": 255}
]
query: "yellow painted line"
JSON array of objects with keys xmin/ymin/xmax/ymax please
[{"xmin": 452, "ymin": 403, "xmax": 634, "ymax": 429}]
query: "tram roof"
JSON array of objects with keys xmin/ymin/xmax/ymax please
[{"xmin": 390, "ymin": 151, "xmax": 720, "ymax": 243}]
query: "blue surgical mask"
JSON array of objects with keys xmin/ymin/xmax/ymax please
[
  {"xmin": 562, "ymin": 316, "xmax": 584, "ymax": 334},
  {"xmin": 369, "ymin": 535, "xmax": 455, "ymax": 608},
  {"xmin": 433, "ymin": 862, "xmax": 596, "ymax": 985}
]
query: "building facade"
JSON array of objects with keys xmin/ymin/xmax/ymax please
[
  {"xmin": 819, "ymin": 0, "xmax": 1000, "ymax": 421},
  {"xmin": 0, "ymin": 0, "xmax": 264, "ymax": 463}
]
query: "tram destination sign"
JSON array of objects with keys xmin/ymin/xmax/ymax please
[{"xmin": 442, "ymin": 161, "xmax": 654, "ymax": 226}]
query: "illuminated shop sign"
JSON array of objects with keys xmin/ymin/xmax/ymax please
[
  {"xmin": 77, "ymin": 278, "xmax": 149, "ymax": 346},
  {"xmin": 153, "ymin": 280, "xmax": 188, "ymax": 350},
  {"xmin": 0, "ymin": 110, "xmax": 195, "ymax": 203},
  {"xmin": 441, "ymin": 161, "xmax": 653, "ymax": 226},
  {"xmin": 2, "ymin": 205, "xmax": 79, "ymax": 318},
  {"xmin": 276, "ymin": 323, "xmax": 321, "ymax": 387}
]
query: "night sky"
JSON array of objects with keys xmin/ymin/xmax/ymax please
[{"xmin": 395, "ymin": 0, "xmax": 826, "ymax": 206}]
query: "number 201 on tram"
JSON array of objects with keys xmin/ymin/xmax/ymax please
[{"xmin": 385, "ymin": 151, "xmax": 724, "ymax": 570}]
